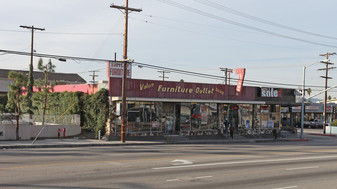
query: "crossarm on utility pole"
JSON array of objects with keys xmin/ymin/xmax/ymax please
[
  {"xmin": 110, "ymin": 1, "xmax": 142, "ymax": 143},
  {"xmin": 110, "ymin": 4, "xmax": 142, "ymax": 12}
]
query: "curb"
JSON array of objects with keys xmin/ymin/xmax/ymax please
[
  {"xmin": 0, "ymin": 141, "xmax": 167, "ymax": 149},
  {"xmin": 0, "ymin": 138, "xmax": 309, "ymax": 149},
  {"xmin": 310, "ymin": 134, "xmax": 336, "ymax": 137},
  {"xmin": 286, "ymin": 139, "xmax": 310, "ymax": 142}
]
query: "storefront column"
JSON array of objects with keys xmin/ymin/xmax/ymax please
[{"xmin": 279, "ymin": 105, "xmax": 281, "ymax": 129}]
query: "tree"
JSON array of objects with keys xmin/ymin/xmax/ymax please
[
  {"xmin": 328, "ymin": 95, "xmax": 332, "ymax": 101},
  {"xmin": 6, "ymin": 71, "xmax": 27, "ymax": 140},
  {"xmin": 36, "ymin": 58, "xmax": 55, "ymax": 127},
  {"xmin": 0, "ymin": 96, "xmax": 7, "ymax": 113}
]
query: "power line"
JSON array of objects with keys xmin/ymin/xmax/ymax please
[
  {"xmin": 37, "ymin": 31, "xmax": 121, "ymax": 36},
  {"xmin": 0, "ymin": 29, "xmax": 121, "ymax": 36},
  {"xmin": 134, "ymin": 61, "xmax": 337, "ymax": 89},
  {"xmin": 0, "ymin": 48, "xmax": 333, "ymax": 90},
  {"xmin": 132, "ymin": 15, "xmax": 324, "ymax": 51},
  {"xmin": 195, "ymin": 0, "xmax": 337, "ymax": 41},
  {"xmin": 76, "ymin": 67, "xmax": 106, "ymax": 75},
  {"xmin": 134, "ymin": 61, "xmax": 305, "ymax": 88},
  {"xmin": 156, "ymin": 0, "xmax": 337, "ymax": 49}
]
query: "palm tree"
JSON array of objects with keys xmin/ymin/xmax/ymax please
[{"xmin": 306, "ymin": 88, "xmax": 312, "ymax": 96}]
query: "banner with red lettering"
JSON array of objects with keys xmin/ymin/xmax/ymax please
[
  {"xmin": 107, "ymin": 61, "xmax": 132, "ymax": 78},
  {"xmin": 235, "ymin": 68, "xmax": 246, "ymax": 96}
]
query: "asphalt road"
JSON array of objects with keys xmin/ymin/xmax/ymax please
[{"xmin": 1, "ymin": 129, "xmax": 337, "ymax": 189}]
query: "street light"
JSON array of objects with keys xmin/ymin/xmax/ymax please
[{"xmin": 300, "ymin": 61, "xmax": 321, "ymax": 139}]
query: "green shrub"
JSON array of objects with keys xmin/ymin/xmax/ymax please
[
  {"xmin": 332, "ymin": 120, "xmax": 337, "ymax": 126},
  {"xmin": 0, "ymin": 95, "xmax": 8, "ymax": 113},
  {"xmin": 30, "ymin": 89, "xmax": 109, "ymax": 138}
]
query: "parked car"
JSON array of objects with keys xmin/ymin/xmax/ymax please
[
  {"xmin": 304, "ymin": 119, "xmax": 328, "ymax": 128},
  {"xmin": 303, "ymin": 120, "xmax": 313, "ymax": 128},
  {"xmin": 309, "ymin": 119, "xmax": 323, "ymax": 128}
]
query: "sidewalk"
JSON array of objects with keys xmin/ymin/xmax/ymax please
[{"xmin": 0, "ymin": 133, "xmax": 308, "ymax": 149}]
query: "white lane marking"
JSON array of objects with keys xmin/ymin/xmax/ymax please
[
  {"xmin": 166, "ymin": 176, "xmax": 212, "ymax": 182},
  {"xmin": 171, "ymin": 159, "xmax": 193, "ymax": 166},
  {"xmin": 166, "ymin": 179, "xmax": 179, "ymax": 182},
  {"xmin": 195, "ymin": 175, "xmax": 213, "ymax": 179},
  {"xmin": 274, "ymin": 186, "xmax": 298, "ymax": 189},
  {"xmin": 153, "ymin": 155, "xmax": 337, "ymax": 170},
  {"xmin": 286, "ymin": 166, "xmax": 319, "ymax": 171}
]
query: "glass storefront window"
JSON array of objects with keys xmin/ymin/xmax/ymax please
[
  {"xmin": 126, "ymin": 102, "xmax": 164, "ymax": 134},
  {"xmin": 256, "ymin": 105, "xmax": 281, "ymax": 129},
  {"xmin": 180, "ymin": 103, "xmax": 191, "ymax": 131},
  {"xmin": 181, "ymin": 103, "xmax": 218, "ymax": 132},
  {"xmin": 238, "ymin": 104, "xmax": 253, "ymax": 129},
  {"xmin": 162, "ymin": 103, "xmax": 175, "ymax": 134}
]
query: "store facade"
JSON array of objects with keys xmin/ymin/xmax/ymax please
[
  {"xmin": 291, "ymin": 103, "xmax": 336, "ymax": 126},
  {"xmin": 108, "ymin": 77, "xmax": 297, "ymax": 137}
]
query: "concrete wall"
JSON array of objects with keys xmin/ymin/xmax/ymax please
[
  {"xmin": 0, "ymin": 124, "xmax": 81, "ymax": 140},
  {"xmin": 326, "ymin": 126, "xmax": 337, "ymax": 135}
]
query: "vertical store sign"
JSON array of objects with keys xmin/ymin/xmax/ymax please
[
  {"xmin": 235, "ymin": 68, "xmax": 246, "ymax": 96},
  {"xmin": 108, "ymin": 61, "xmax": 132, "ymax": 78}
]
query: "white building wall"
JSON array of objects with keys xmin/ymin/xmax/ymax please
[{"xmin": 0, "ymin": 124, "xmax": 81, "ymax": 140}]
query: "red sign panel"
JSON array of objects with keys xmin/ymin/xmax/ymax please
[
  {"xmin": 109, "ymin": 78, "xmax": 255, "ymax": 101},
  {"xmin": 235, "ymin": 68, "xmax": 246, "ymax": 96}
]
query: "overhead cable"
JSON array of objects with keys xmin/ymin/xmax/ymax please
[
  {"xmin": 0, "ymin": 29, "xmax": 121, "ymax": 36},
  {"xmin": 195, "ymin": 0, "xmax": 337, "ymax": 40},
  {"xmin": 0, "ymin": 48, "xmax": 329, "ymax": 89},
  {"xmin": 157, "ymin": 0, "xmax": 337, "ymax": 49}
]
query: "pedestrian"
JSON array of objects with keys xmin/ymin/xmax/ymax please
[
  {"xmin": 166, "ymin": 119, "xmax": 173, "ymax": 135},
  {"xmin": 272, "ymin": 128, "xmax": 278, "ymax": 140},
  {"xmin": 230, "ymin": 124, "xmax": 235, "ymax": 139},
  {"xmin": 224, "ymin": 119, "xmax": 228, "ymax": 136}
]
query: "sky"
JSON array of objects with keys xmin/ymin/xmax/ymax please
[{"xmin": 1, "ymin": 0, "xmax": 337, "ymax": 100}]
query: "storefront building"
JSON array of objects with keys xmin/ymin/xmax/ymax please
[
  {"xmin": 291, "ymin": 103, "xmax": 336, "ymax": 126},
  {"xmin": 108, "ymin": 77, "xmax": 297, "ymax": 137}
]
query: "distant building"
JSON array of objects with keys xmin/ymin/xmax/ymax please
[
  {"xmin": 327, "ymin": 99, "xmax": 337, "ymax": 104},
  {"xmin": 51, "ymin": 84, "xmax": 98, "ymax": 95},
  {"xmin": 0, "ymin": 69, "xmax": 86, "ymax": 95},
  {"xmin": 48, "ymin": 80, "xmax": 108, "ymax": 95}
]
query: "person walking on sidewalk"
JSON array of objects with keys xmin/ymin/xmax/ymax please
[
  {"xmin": 272, "ymin": 128, "xmax": 278, "ymax": 140},
  {"xmin": 223, "ymin": 119, "xmax": 229, "ymax": 137},
  {"xmin": 230, "ymin": 124, "xmax": 235, "ymax": 139},
  {"xmin": 166, "ymin": 119, "xmax": 173, "ymax": 135}
]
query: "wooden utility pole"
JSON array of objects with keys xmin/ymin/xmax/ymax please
[
  {"xmin": 89, "ymin": 70, "xmax": 99, "ymax": 84},
  {"xmin": 110, "ymin": 1, "xmax": 142, "ymax": 143},
  {"xmin": 158, "ymin": 70, "xmax": 170, "ymax": 81},
  {"xmin": 220, "ymin": 68, "xmax": 233, "ymax": 85},
  {"xmin": 318, "ymin": 52, "xmax": 336, "ymax": 134},
  {"xmin": 20, "ymin": 25, "xmax": 45, "ymax": 115},
  {"xmin": 89, "ymin": 70, "xmax": 99, "ymax": 94}
]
